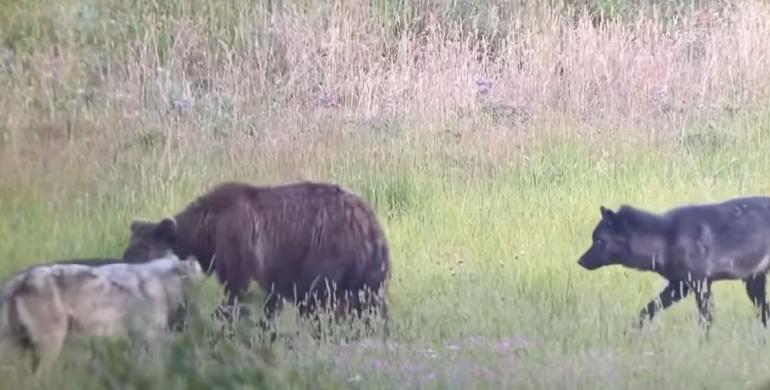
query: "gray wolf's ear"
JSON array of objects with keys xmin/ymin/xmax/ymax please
[{"xmin": 154, "ymin": 218, "xmax": 178, "ymax": 242}]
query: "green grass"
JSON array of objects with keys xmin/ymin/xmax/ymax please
[{"xmin": 4, "ymin": 114, "xmax": 770, "ymax": 389}]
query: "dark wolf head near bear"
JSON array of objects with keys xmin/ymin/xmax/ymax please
[
  {"xmin": 578, "ymin": 196, "xmax": 770, "ymax": 329},
  {"xmin": 122, "ymin": 181, "xmax": 392, "ymax": 338}
]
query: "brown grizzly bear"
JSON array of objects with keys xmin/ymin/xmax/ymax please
[{"xmin": 122, "ymin": 181, "xmax": 391, "ymax": 336}]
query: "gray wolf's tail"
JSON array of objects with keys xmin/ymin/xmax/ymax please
[
  {"xmin": 0, "ymin": 273, "xmax": 23, "ymax": 356},
  {"xmin": 0, "ymin": 269, "xmax": 34, "ymax": 347}
]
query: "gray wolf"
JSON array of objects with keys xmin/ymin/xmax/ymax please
[{"xmin": 0, "ymin": 254, "xmax": 204, "ymax": 374}]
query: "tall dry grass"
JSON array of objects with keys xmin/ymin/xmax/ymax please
[
  {"xmin": 0, "ymin": 0, "xmax": 765, "ymax": 236},
  {"xmin": 0, "ymin": 0, "xmax": 766, "ymax": 243},
  {"xmin": 1, "ymin": 1, "xmax": 768, "ymax": 163}
]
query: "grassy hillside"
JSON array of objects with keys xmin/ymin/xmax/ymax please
[{"xmin": 2, "ymin": 0, "xmax": 770, "ymax": 388}]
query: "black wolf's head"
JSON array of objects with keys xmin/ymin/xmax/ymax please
[{"xmin": 577, "ymin": 206, "xmax": 632, "ymax": 270}]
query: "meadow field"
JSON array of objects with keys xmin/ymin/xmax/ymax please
[{"xmin": 2, "ymin": 0, "xmax": 770, "ymax": 388}]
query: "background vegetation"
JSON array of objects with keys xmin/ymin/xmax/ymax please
[{"xmin": 2, "ymin": 0, "xmax": 770, "ymax": 388}]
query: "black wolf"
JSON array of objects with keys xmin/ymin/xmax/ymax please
[{"xmin": 578, "ymin": 196, "xmax": 770, "ymax": 328}]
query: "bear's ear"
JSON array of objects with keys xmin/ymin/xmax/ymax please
[
  {"xmin": 130, "ymin": 220, "xmax": 150, "ymax": 234},
  {"xmin": 154, "ymin": 218, "xmax": 178, "ymax": 242}
]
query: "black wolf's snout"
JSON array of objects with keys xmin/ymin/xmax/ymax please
[{"xmin": 577, "ymin": 253, "xmax": 602, "ymax": 270}]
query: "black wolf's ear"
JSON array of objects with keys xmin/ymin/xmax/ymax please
[
  {"xmin": 600, "ymin": 206, "xmax": 615, "ymax": 220},
  {"xmin": 154, "ymin": 218, "xmax": 178, "ymax": 242}
]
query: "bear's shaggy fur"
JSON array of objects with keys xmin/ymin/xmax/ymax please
[{"xmin": 123, "ymin": 181, "xmax": 391, "ymax": 334}]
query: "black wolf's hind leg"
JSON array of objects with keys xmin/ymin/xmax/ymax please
[
  {"xmin": 691, "ymin": 279, "xmax": 714, "ymax": 330},
  {"xmin": 745, "ymin": 274, "xmax": 770, "ymax": 327}
]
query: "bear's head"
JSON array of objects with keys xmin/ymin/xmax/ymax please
[{"xmin": 122, "ymin": 218, "xmax": 186, "ymax": 263}]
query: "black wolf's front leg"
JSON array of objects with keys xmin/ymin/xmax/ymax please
[{"xmin": 637, "ymin": 280, "xmax": 690, "ymax": 327}]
